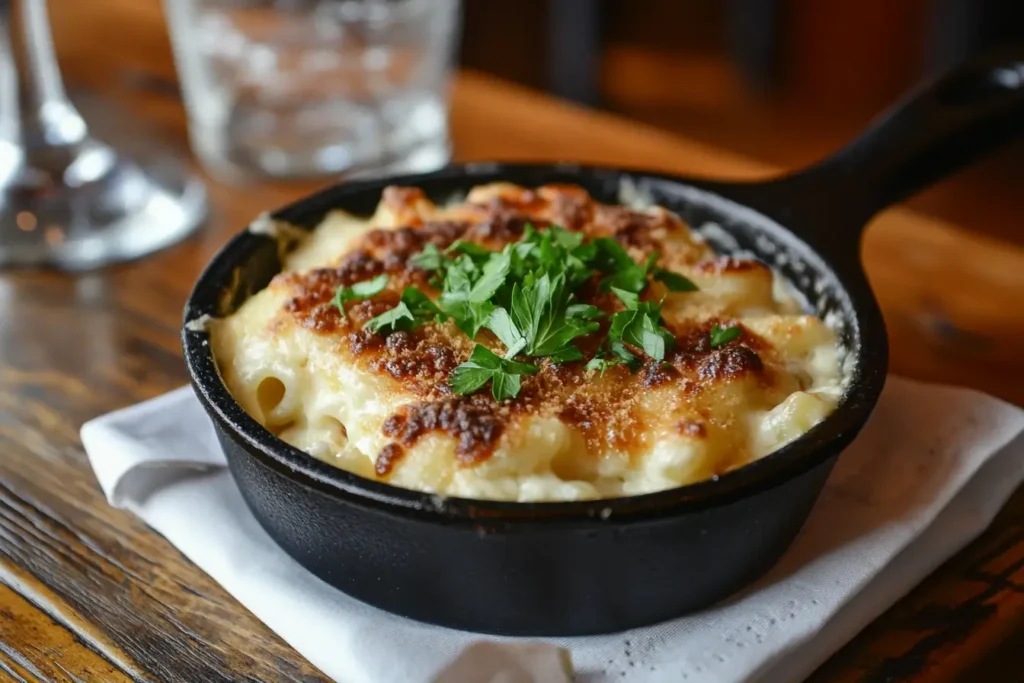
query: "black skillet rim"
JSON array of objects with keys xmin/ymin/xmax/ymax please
[{"xmin": 182, "ymin": 162, "xmax": 888, "ymax": 526}]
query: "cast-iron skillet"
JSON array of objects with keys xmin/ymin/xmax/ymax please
[{"xmin": 182, "ymin": 51, "xmax": 1024, "ymax": 636}]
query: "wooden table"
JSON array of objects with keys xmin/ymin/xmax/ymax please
[{"xmin": 1, "ymin": 4, "xmax": 1023, "ymax": 681}]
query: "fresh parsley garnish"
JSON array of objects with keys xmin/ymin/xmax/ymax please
[
  {"xmin": 409, "ymin": 243, "xmax": 447, "ymax": 271},
  {"xmin": 365, "ymin": 287, "xmax": 446, "ymax": 334},
  {"xmin": 400, "ymin": 223, "xmax": 701, "ymax": 400},
  {"xmin": 566, "ymin": 302, "xmax": 600, "ymax": 319},
  {"xmin": 468, "ymin": 250, "xmax": 512, "ymax": 302},
  {"xmin": 438, "ymin": 227, "xmax": 601, "ymax": 359},
  {"xmin": 486, "ymin": 307, "xmax": 527, "ymax": 358},
  {"xmin": 585, "ymin": 355, "xmax": 621, "ymax": 376},
  {"xmin": 610, "ymin": 340, "xmax": 643, "ymax": 371},
  {"xmin": 331, "ymin": 274, "xmax": 388, "ymax": 311},
  {"xmin": 450, "ymin": 344, "xmax": 539, "ymax": 401},
  {"xmin": 609, "ymin": 286, "xmax": 639, "ymax": 309},
  {"xmin": 653, "ymin": 268, "xmax": 698, "ymax": 292},
  {"xmin": 505, "ymin": 273, "xmax": 600, "ymax": 357},
  {"xmin": 515, "ymin": 226, "xmax": 597, "ymax": 290},
  {"xmin": 593, "ymin": 239, "xmax": 648, "ymax": 294},
  {"xmin": 446, "ymin": 240, "xmax": 493, "ymax": 261},
  {"xmin": 608, "ymin": 301, "xmax": 674, "ymax": 362},
  {"xmin": 436, "ymin": 251, "xmax": 507, "ymax": 338},
  {"xmin": 709, "ymin": 324, "xmax": 742, "ymax": 348},
  {"xmin": 595, "ymin": 242, "xmax": 698, "ymax": 296},
  {"xmin": 585, "ymin": 338, "xmax": 644, "ymax": 376}
]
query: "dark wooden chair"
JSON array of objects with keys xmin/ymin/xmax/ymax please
[
  {"xmin": 544, "ymin": 0, "xmax": 784, "ymax": 106},
  {"xmin": 543, "ymin": 0, "xmax": 1024, "ymax": 107},
  {"xmin": 928, "ymin": 0, "xmax": 1024, "ymax": 72}
]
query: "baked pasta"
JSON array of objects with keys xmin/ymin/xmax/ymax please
[{"xmin": 210, "ymin": 183, "xmax": 843, "ymax": 501}]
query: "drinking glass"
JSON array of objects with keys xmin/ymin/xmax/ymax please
[{"xmin": 164, "ymin": 0, "xmax": 461, "ymax": 182}]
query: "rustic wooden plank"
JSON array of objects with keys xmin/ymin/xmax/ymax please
[
  {"xmin": 0, "ymin": 1, "xmax": 1013, "ymax": 681},
  {"xmin": 0, "ymin": 410, "xmax": 328, "ymax": 682},
  {"xmin": 0, "ymin": 577, "xmax": 134, "ymax": 683},
  {"xmin": 0, "ymin": 656, "xmax": 35, "ymax": 683}
]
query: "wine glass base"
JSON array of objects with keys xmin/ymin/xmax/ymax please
[{"xmin": 0, "ymin": 147, "xmax": 207, "ymax": 271}]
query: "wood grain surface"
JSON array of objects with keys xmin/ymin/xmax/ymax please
[{"xmin": 0, "ymin": 2, "xmax": 1020, "ymax": 681}]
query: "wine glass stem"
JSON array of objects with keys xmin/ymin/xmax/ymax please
[
  {"xmin": 0, "ymin": 11, "xmax": 19, "ymax": 160},
  {"xmin": 1, "ymin": 0, "xmax": 87, "ymax": 154}
]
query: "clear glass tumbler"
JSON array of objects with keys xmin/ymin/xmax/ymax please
[{"xmin": 164, "ymin": 0, "xmax": 461, "ymax": 181}]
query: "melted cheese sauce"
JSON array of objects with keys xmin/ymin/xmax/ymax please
[{"xmin": 211, "ymin": 183, "xmax": 843, "ymax": 501}]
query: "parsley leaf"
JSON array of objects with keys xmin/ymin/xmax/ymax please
[
  {"xmin": 450, "ymin": 345, "xmax": 539, "ymax": 401},
  {"xmin": 610, "ymin": 340, "xmax": 643, "ymax": 371},
  {"xmin": 437, "ymin": 253, "xmax": 503, "ymax": 338},
  {"xmin": 444, "ymin": 254, "xmax": 478, "ymax": 292},
  {"xmin": 490, "ymin": 373, "xmax": 521, "ymax": 402},
  {"xmin": 331, "ymin": 274, "xmax": 388, "ymax": 311},
  {"xmin": 597, "ymin": 247, "xmax": 647, "ymax": 295},
  {"xmin": 654, "ymin": 268, "xmax": 698, "ymax": 292},
  {"xmin": 594, "ymin": 239, "xmax": 649, "ymax": 294},
  {"xmin": 350, "ymin": 275, "xmax": 389, "ymax": 298},
  {"xmin": 594, "ymin": 243, "xmax": 700, "ymax": 296},
  {"xmin": 608, "ymin": 309, "xmax": 635, "ymax": 344},
  {"xmin": 365, "ymin": 302, "xmax": 414, "ymax": 333},
  {"xmin": 408, "ymin": 244, "xmax": 447, "ymax": 272},
  {"xmin": 441, "ymin": 299, "xmax": 495, "ymax": 339},
  {"xmin": 609, "ymin": 286, "xmax": 639, "ymax": 309},
  {"xmin": 509, "ymin": 274, "xmax": 600, "ymax": 359},
  {"xmin": 586, "ymin": 338, "xmax": 643, "ymax": 375},
  {"xmin": 548, "ymin": 346, "xmax": 584, "ymax": 363},
  {"xmin": 448, "ymin": 364, "xmax": 493, "ymax": 397},
  {"xmin": 709, "ymin": 324, "xmax": 742, "ymax": 348},
  {"xmin": 566, "ymin": 303, "xmax": 601, "ymax": 320},
  {"xmin": 637, "ymin": 320, "xmax": 670, "ymax": 361},
  {"xmin": 585, "ymin": 355, "xmax": 621, "ymax": 376},
  {"xmin": 548, "ymin": 226, "xmax": 585, "ymax": 249},
  {"xmin": 592, "ymin": 238, "xmax": 636, "ymax": 273},
  {"xmin": 608, "ymin": 301, "xmax": 674, "ymax": 362},
  {"xmin": 446, "ymin": 240, "xmax": 493, "ymax": 262},
  {"xmin": 365, "ymin": 287, "xmax": 446, "ymax": 334},
  {"xmin": 486, "ymin": 307, "xmax": 527, "ymax": 357},
  {"xmin": 468, "ymin": 250, "xmax": 511, "ymax": 302}
]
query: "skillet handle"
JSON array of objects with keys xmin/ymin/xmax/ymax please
[{"xmin": 741, "ymin": 48, "xmax": 1024, "ymax": 248}]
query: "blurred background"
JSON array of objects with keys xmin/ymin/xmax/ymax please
[
  {"xmin": 47, "ymin": 0, "xmax": 1023, "ymax": 243},
  {"xmin": 460, "ymin": 0, "xmax": 1024, "ymax": 245}
]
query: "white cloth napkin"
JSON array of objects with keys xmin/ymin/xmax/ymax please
[{"xmin": 80, "ymin": 377, "xmax": 1024, "ymax": 683}]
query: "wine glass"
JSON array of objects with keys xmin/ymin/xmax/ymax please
[{"xmin": 0, "ymin": 0, "xmax": 207, "ymax": 270}]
